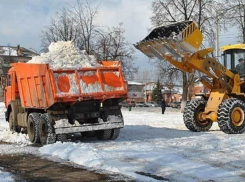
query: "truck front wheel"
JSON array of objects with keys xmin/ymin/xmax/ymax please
[
  {"xmin": 9, "ymin": 111, "xmax": 21, "ymax": 133},
  {"xmin": 27, "ymin": 113, "xmax": 40, "ymax": 143},
  {"xmin": 96, "ymin": 129, "xmax": 112, "ymax": 140}
]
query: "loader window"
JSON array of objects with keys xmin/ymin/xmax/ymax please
[{"xmin": 223, "ymin": 49, "xmax": 245, "ymax": 71}]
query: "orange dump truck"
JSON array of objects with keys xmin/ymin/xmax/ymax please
[{"xmin": 4, "ymin": 61, "xmax": 127, "ymax": 145}]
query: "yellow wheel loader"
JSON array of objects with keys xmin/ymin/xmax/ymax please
[{"xmin": 135, "ymin": 21, "xmax": 245, "ymax": 134}]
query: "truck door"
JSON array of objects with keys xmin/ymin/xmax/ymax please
[{"xmin": 4, "ymin": 74, "xmax": 12, "ymax": 108}]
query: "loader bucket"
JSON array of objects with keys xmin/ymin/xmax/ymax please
[{"xmin": 134, "ymin": 21, "xmax": 203, "ymax": 59}]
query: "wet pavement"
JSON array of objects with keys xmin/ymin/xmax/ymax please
[{"xmin": 0, "ymin": 153, "xmax": 132, "ymax": 182}]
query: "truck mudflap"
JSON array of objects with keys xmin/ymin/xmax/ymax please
[{"xmin": 54, "ymin": 119, "xmax": 124, "ymax": 134}]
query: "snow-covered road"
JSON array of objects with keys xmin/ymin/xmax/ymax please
[{"xmin": 1, "ymin": 104, "xmax": 245, "ymax": 181}]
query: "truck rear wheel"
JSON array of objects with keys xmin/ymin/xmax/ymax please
[
  {"xmin": 218, "ymin": 98, "xmax": 245, "ymax": 134},
  {"xmin": 27, "ymin": 113, "xmax": 40, "ymax": 143},
  {"xmin": 183, "ymin": 99, "xmax": 213, "ymax": 132},
  {"xmin": 56, "ymin": 134, "xmax": 67, "ymax": 142},
  {"xmin": 39, "ymin": 114, "xmax": 56, "ymax": 145},
  {"xmin": 9, "ymin": 111, "xmax": 21, "ymax": 133},
  {"xmin": 96, "ymin": 129, "xmax": 112, "ymax": 140},
  {"xmin": 110, "ymin": 129, "xmax": 120, "ymax": 140}
]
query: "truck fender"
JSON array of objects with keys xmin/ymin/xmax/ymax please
[{"xmin": 6, "ymin": 102, "xmax": 18, "ymax": 126}]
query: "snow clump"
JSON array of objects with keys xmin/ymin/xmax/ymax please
[{"xmin": 28, "ymin": 41, "xmax": 100, "ymax": 70}]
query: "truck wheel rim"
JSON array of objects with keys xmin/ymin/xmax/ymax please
[
  {"xmin": 40, "ymin": 122, "xmax": 47, "ymax": 138},
  {"xmin": 28, "ymin": 119, "xmax": 34, "ymax": 140},
  {"xmin": 231, "ymin": 107, "xmax": 244, "ymax": 126},
  {"xmin": 196, "ymin": 107, "xmax": 208, "ymax": 125}
]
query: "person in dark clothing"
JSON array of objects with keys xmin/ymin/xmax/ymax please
[{"xmin": 161, "ymin": 99, "xmax": 166, "ymax": 114}]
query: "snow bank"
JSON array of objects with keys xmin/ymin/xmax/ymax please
[
  {"xmin": 39, "ymin": 108, "xmax": 245, "ymax": 181},
  {"xmin": 28, "ymin": 41, "xmax": 100, "ymax": 70},
  {"xmin": 0, "ymin": 168, "xmax": 14, "ymax": 182},
  {"xmin": 0, "ymin": 103, "xmax": 31, "ymax": 145}
]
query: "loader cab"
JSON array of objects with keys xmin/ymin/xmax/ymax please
[{"xmin": 220, "ymin": 44, "xmax": 245, "ymax": 75}]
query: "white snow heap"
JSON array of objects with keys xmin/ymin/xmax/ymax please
[{"xmin": 28, "ymin": 41, "xmax": 100, "ymax": 70}]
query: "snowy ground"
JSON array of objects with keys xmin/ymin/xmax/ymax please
[{"xmin": 1, "ymin": 104, "xmax": 245, "ymax": 181}]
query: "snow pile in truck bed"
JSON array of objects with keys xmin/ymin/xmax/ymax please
[{"xmin": 28, "ymin": 41, "xmax": 100, "ymax": 70}]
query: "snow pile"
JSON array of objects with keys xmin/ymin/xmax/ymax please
[
  {"xmin": 0, "ymin": 103, "xmax": 31, "ymax": 145},
  {"xmin": 0, "ymin": 129, "xmax": 31, "ymax": 145},
  {"xmin": 0, "ymin": 168, "xmax": 14, "ymax": 182},
  {"xmin": 28, "ymin": 41, "xmax": 100, "ymax": 70}
]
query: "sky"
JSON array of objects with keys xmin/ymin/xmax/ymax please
[
  {"xmin": 0, "ymin": 0, "xmax": 241, "ymax": 77},
  {"xmin": 0, "ymin": 0, "xmax": 153, "ymax": 72}
]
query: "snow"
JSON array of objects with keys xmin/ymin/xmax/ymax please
[
  {"xmin": 1, "ymin": 47, "xmax": 17, "ymax": 56},
  {"xmin": 128, "ymin": 81, "xmax": 144, "ymax": 86},
  {"xmin": 39, "ymin": 108, "xmax": 245, "ymax": 181},
  {"xmin": 28, "ymin": 41, "xmax": 100, "ymax": 70},
  {"xmin": 0, "ymin": 168, "xmax": 14, "ymax": 182},
  {"xmin": 1, "ymin": 103, "xmax": 245, "ymax": 181}
]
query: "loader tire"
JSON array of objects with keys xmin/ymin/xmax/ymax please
[
  {"xmin": 183, "ymin": 99, "xmax": 212, "ymax": 132},
  {"xmin": 96, "ymin": 129, "xmax": 112, "ymax": 140},
  {"xmin": 39, "ymin": 114, "xmax": 56, "ymax": 145},
  {"xmin": 27, "ymin": 113, "xmax": 40, "ymax": 143},
  {"xmin": 110, "ymin": 129, "xmax": 120, "ymax": 140},
  {"xmin": 9, "ymin": 111, "xmax": 21, "ymax": 133},
  {"xmin": 217, "ymin": 98, "xmax": 245, "ymax": 134}
]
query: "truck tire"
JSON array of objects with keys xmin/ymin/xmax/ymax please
[
  {"xmin": 9, "ymin": 111, "xmax": 21, "ymax": 133},
  {"xmin": 56, "ymin": 134, "xmax": 67, "ymax": 142},
  {"xmin": 39, "ymin": 114, "xmax": 56, "ymax": 145},
  {"xmin": 27, "ymin": 113, "xmax": 40, "ymax": 143},
  {"xmin": 110, "ymin": 129, "xmax": 120, "ymax": 140},
  {"xmin": 183, "ymin": 99, "xmax": 213, "ymax": 132},
  {"xmin": 82, "ymin": 131, "xmax": 96, "ymax": 138},
  {"xmin": 218, "ymin": 98, "xmax": 245, "ymax": 134},
  {"xmin": 96, "ymin": 129, "xmax": 112, "ymax": 140}
]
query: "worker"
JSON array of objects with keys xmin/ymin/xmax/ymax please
[
  {"xmin": 161, "ymin": 99, "xmax": 166, "ymax": 114},
  {"xmin": 235, "ymin": 58, "xmax": 245, "ymax": 76}
]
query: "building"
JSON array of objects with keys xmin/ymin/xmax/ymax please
[{"xmin": 0, "ymin": 45, "xmax": 39, "ymax": 100}]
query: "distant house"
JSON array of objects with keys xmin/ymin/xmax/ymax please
[
  {"xmin": 0, "ymin": 45, "xmax": 38, "ymax": 75},
  {"xmin": 0, "ymin": 45, "xmax": 39, "ymax": 100}
]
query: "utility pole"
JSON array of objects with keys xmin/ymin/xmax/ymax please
[
  {"xmin": 243, "ymin": 4, "xmax": 245, "ymax": 43},
  {"xmin": 215, "ymin": 10, "xmax": 219, "ymax": 59}
]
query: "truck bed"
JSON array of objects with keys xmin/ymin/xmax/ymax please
[{"xmin": 12, "ymin": 61, "xmax": 127, "ymax": 109}]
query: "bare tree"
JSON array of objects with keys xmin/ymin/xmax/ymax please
[
  {"xmin": 69, "ymin": 0, "xmax": 99, "ymax": 54},
  {"xmin": 95, "ymin": 24, "xmax": 138, "ymax": 80},
  {"xmin": 40, "ymin": 7, "xmax": 77, "ymax": 52},
  {"xmin": 40, "ymin": 1, "xmax": 137, "ymax": 79},
  {"xmin": 225, "ymin": 0, "xmax": 245, "ymax": 43}
]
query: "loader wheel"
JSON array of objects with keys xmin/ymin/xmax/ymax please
[
  {"xmin": 217, "ymin": 98, "xmax": 245, "ymax": 134},
  {"xmin": 39, "ymin": 114, "xmax": 56, "ymax": 145},
  {"xmin": 183, "ymin": 99, "xmax": 212, "ymax": 132},
  {"xmin": 9, "ymin": 111, "xmax": 21, "ymax": 133},
  {"xmin": 96, "ymin": 129, "xmax": 112, "ymax": 140},
  {"xmin": 27, "ymin": 113, "xmax": 40, "ymax": 143},
  {"xmin": 110, "ymin": 129, "xmax": 120, "ymax": 140}
]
